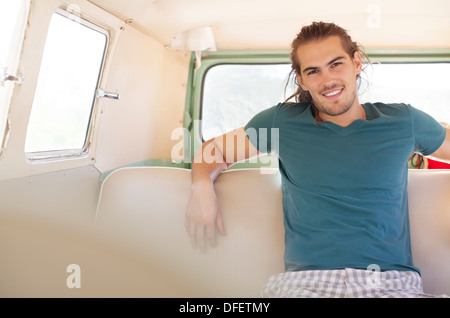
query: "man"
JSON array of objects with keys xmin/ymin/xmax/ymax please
[{"xmin": 185, "ymin": 22, "xmax": 450, "ymax": 297}]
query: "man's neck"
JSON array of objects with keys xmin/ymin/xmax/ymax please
[{"xmin": 316, "ymin": 104, "xmax": 366, "ymax": 128}]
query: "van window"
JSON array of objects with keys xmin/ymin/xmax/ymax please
[
  {"xmin": 200, "ymin": 61, "xmax": 450, "ymax": 141},
  {"xmin": 0, "ymin": 0, "xmax": 29, "ymax": 151},
  {"xmin": 359, "ymin": 63, "xmax": 450, "ymax": 126},
  {"xmin": 201, "ymin": 63, "xmax": 292, "ymax": 141},
  {"xmin": 25, "ymin": 11, "xmax": 107, "ymax": 158}
]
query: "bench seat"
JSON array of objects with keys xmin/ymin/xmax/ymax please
[{"xmin": 94, "ymin": 167, "xmax": 450, "ymax": 297}]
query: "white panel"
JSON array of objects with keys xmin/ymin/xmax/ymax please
[
  {"xmin": 0, "ymin": 166, "xmax": 101, "ymax": 221},
  {"xmin": 93, "ymin": 24, "xmax": 189, "ymax": 173},
  {"xmin": 90, "ymin": 0, "xmax": 450, "ymax": 49}
]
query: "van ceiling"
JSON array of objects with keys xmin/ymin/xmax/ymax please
[{"xmin": 88, "ymin": 0, "xmax": 450, "ymax": 50}]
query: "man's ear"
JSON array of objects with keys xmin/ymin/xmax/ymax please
[
  {"xmin": 296, "ymin": 72, "xmax": 308, "ymax": 91},
  {"xmin": 353, "ymin": 51, "xmax": 362, "ymax": 75}
]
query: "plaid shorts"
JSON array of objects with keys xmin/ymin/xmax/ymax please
[{"xmin": 261, "ymin": 268, "xmax": 449, "ymax": 298}]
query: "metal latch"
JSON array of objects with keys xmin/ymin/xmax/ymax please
[
  {"xmin": 96, "ymin": 88, "xmax": 119, "ymax": 100},
  {"xmin": 0, "ymin": 67, "xmax": 24, "ymax": 86}
]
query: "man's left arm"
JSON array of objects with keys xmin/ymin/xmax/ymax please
[{"xmin": 429, "ymin": 128, "xmax": 450, "ymax": 164}]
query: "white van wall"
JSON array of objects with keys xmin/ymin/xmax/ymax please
[
  {"xmin": 0, "ymin": 0, "xmax": 189, "ymax": 221},
  {"xmin": 94, "ymin": 24, "xmax": 189, "ymax": 174}
]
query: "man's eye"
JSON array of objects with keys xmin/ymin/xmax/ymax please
[
  {"xmin": 332, "ymin": 62, "xmax": 342, "ymax": 68},
  {"xmin": 307, "ymin": 70, "xmax": 318, "ymax": 75}
]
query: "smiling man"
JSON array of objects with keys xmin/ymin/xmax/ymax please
[
  {"xmin": 185, "ymin": 21, "xmax": 450, "ymax": 298},
  {"xmin": 296, "ymin": 36, "xmax": 364, "ymax": 125}
]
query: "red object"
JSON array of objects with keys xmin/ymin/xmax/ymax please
[{"xmin": 428, "ymin": 158, "xmax": 450, "ymax": 169}]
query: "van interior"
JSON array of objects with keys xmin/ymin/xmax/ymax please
[{"xmin": 0, "ymin": 0, "xmax": 449, "ymax": 297}]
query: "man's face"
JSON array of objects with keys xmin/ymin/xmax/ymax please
[{"xmin": 296, "ymin": 36, "xmax": 362, "ymax": 120}]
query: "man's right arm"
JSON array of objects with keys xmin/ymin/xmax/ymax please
[{"xmin": 185, "ymin": 127, "xmax": 260, "ymax": 252}]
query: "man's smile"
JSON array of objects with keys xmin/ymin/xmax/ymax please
[{"xmin": 322, "ymin": 88, "xmax": 343, "ymax": 98}]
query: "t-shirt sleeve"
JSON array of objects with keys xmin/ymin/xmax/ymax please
[
  {"xmin": 244, "ymin": 104, "xmax": 278, "ymax": 153},
  {"xmin": 409, "ymin": 105, "xmax": 447, "ymax": 156}
]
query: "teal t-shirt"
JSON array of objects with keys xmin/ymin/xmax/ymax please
[{"xmin": 245, "ymin": 102, "xmax": 446, "ymax": 273}]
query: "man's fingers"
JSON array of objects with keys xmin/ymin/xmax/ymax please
[
  {"xmin": 216, "ymin": 210, "xmax": 226, "ymax": 236},
  {"xmin": 185, "ymin": 207, "xmax": 225, "ymax": 251},
  {"xmin": 196, "ymin": 222, "xmax": 206, "ymax": 252},
  {"xmin": 206, "ymin": 224, "xmax": 217, "ymax": 248},
  {"xmin": 185, "ymin": 216, "xmax": 198, "ymax": 248}
]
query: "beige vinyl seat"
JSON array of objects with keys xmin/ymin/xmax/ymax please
[
  {"xmin": 94, "ymin": 167, "xmax": 450, "ymax": 297},
  {"xmin": 95, "ymin": 167, "xmax": 285, "ymax": 297}
]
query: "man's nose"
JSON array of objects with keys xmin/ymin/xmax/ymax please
[{"xmin": 321, "ymin": 71, "xmax": 338, "ymax": 89}]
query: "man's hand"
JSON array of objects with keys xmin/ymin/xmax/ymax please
[
  {"xmin": 184, "ymin": 127, "xmax": 259, "ymax": 252},
  {"xmin": 185, "ymin": 182, "xmax": 226, "ymax": 252}
]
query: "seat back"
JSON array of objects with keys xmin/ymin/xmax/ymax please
[
  {"xmin": 96, "ymin": 167, "xmax": 285, "ymax": 297},
  {"xmin": 408, "ymin": 170, "xmax": 450, "ymax": 296},
  {"xmin": 95, "ymin": 167, "xmax": 450, "ymax": 296}
]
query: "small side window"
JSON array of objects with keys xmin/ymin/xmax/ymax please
[{"xmin": 25, "ymin": 11, "xmax": 108, "ymax": 159}]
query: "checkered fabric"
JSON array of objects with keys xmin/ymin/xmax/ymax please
[{"xmin": 261, "ymin": 268, "xmax": 449, "ymax": 298}]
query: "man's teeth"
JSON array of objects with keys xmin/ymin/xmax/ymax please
[{"xmin": 324, "ymin": 89, "xmax": 342, "ymax": 97}]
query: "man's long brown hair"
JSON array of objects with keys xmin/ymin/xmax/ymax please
[{"xmin": 285, "ymin": 22, "xmax": 370, "ymax": 103}]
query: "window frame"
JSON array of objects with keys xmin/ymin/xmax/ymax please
[
  {"xmin": 25, "ymin": 8, "xmax": 110, "ymax": 162},
  {"xmin": 0, "ymin": 0, "xmax": 30, "ymax": 155}
]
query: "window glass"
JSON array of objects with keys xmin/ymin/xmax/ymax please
[
  {"xmin": 25, "ymin": 12, "xmax": 107, "ymax": 156},
  {"xmin": 201, "ymin": 62, "xmax": 450, "ymax": 141},
  {"xmin": 0, "ymin": 0, "xmax": 29, "ymax": 149},
  {"xmin": 359, "ymin": 63, "xmax": 450, "ymax": 125},
  {"xmin": 201, "ymin": 64, "xmax": 292, "ymax": 141}
]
